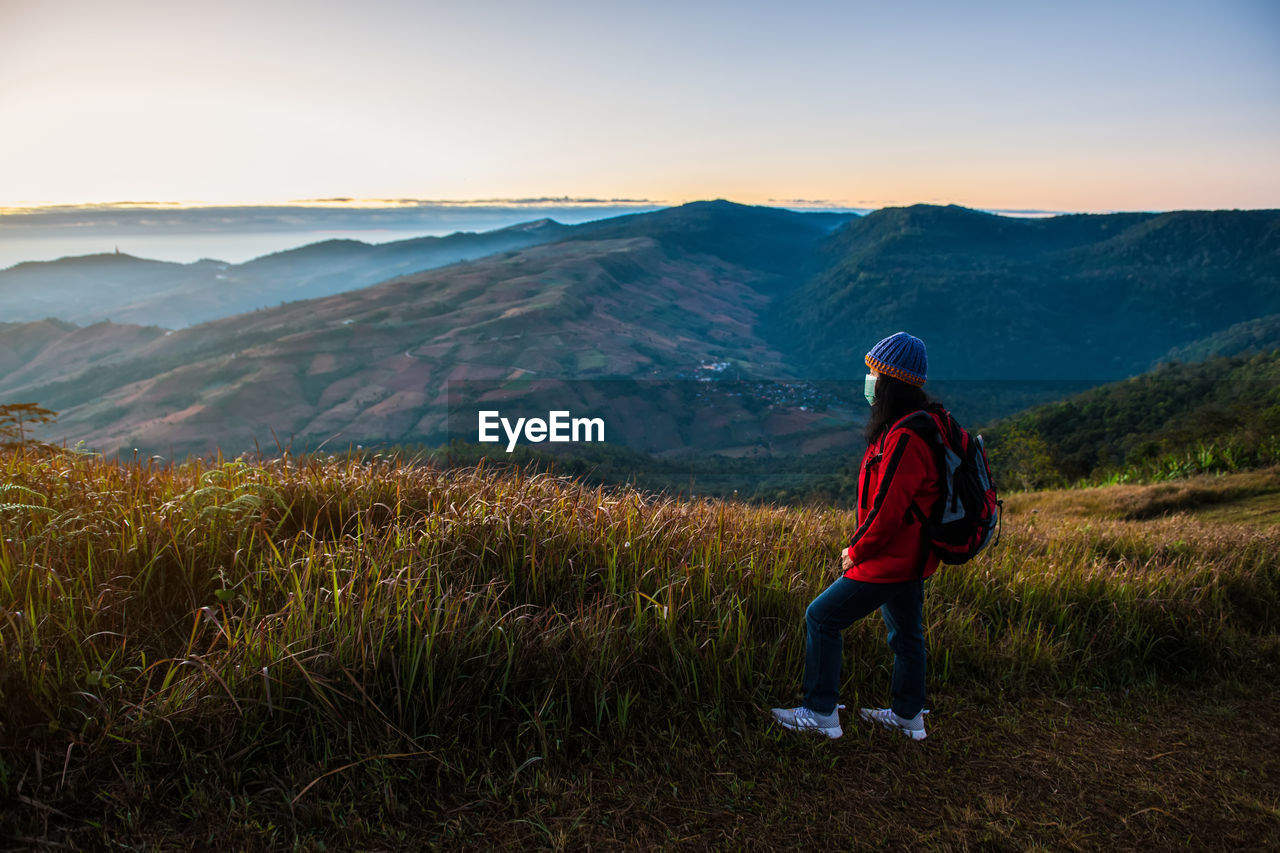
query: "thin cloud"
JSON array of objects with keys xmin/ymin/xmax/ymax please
[
  {"xmin": 767, "ymin": 198, "xmax": 872, "ymax": 211},
  {"xmin": 2, "ymin": 197, "xmax": 666, "ymax": 215}
]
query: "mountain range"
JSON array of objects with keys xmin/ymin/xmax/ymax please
[
  {"xmin": 2, "ymin": 200, "xmax": 1277, "ymax": 458},
  {"xmin": 783, "ymin": 204, "xmax": 1280, "ymax": 379},
  {"xmin": 0, "ymin": 219, "xmax": 572, "ymax": 329}
]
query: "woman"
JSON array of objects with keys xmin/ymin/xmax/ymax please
[{"xmin": 771, "ymin": 331, "xmax": 942, "ymax": 741}]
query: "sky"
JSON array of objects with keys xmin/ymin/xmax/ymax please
[{"xmin": 1, "ymin": 0, "xmax": 1278, "ymax": 212}]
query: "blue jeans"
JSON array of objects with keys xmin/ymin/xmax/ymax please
[{"xmin": 802, "ymin": 576, "xmax": 926, "ymax": 718}]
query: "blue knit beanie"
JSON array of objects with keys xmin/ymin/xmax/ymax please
[{"xmin": 865, "ymin": 332, "xmax": 927, "ymax": 387}]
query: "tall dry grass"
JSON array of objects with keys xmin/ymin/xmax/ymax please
[{"xmin": 0, "ymin": 447, "xmax": 1276, "ymax": 802}]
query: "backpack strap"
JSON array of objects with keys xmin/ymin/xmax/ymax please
[{"xmin": 889, "ymin": 407, "xmax": 948, "ymax": 578}]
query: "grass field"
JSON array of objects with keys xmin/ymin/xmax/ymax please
[{"xmin": 1, "ymin": 450, "xmax": 1277, "ymax": 849}]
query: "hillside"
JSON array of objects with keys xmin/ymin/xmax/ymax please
[
  {"xmin": 982, "ymin": 350, "xmax": 1280, "ymax": 487},
  {"xmin": 1158, "ymin": 313, "xmax": 1280, "ymax": 363},
  {"xmin": 786, "ymin": 205, "xmax": 1280, "ymax": 380},
  {"xmin": 0, "ymin": 318, "xmax": 168, "ymax": 394},
  {"xmin": 22, "ymin": 236, "xmax": 847, "ymax": 457},
  {"xmin": 0, "ymin": 219, "xmax": 570, "ymax": 328}
]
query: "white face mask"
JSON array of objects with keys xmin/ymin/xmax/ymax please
[{"xmin": 864, "ymin": 373, "xmax": 877, "ymax": 407}]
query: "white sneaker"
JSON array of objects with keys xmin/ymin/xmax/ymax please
[
  {"xmin": 770, "ymin": 705, "xmax": 843, "ymax": 739},
  {"xmin": 859, "ymin": 707, "xmax": 927, "ymax": 740}
]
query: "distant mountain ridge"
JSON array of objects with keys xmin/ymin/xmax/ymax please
[
  {"xmin": 2, "ymin": 200, "xmax": 1277, "ymax": 458},
  {"xmin": 0, "ymin": 219, "xmax": 573, "ymax": 328},
  {"xmin": 786, "ymin": 204, "xmax": 1280, "ymax": 380},
  {"xmin": 564, "ymin": 199, "xmax": 850, "ymax": 276}
]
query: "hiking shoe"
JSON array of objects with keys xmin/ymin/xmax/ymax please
[
  {"xmin": 770, "ymin": 705, "xmax": 843, "ymax": 739},
  {"xmin": 859, "ymin": 707, "xmax": 927, "ymax": 741}
]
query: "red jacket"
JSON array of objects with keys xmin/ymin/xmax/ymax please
[{"xmin": 845, "ymin": 413, "xmax": 943, "ymax": 583}]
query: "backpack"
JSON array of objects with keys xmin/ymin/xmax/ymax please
[{"xmin": 896, "ymin": 403, "xmax": 1003, "ymax": 569}]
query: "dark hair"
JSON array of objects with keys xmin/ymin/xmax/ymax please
[{"xmin": 863, "ymin": 373, "xmax": 937, "ymax": 445}]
